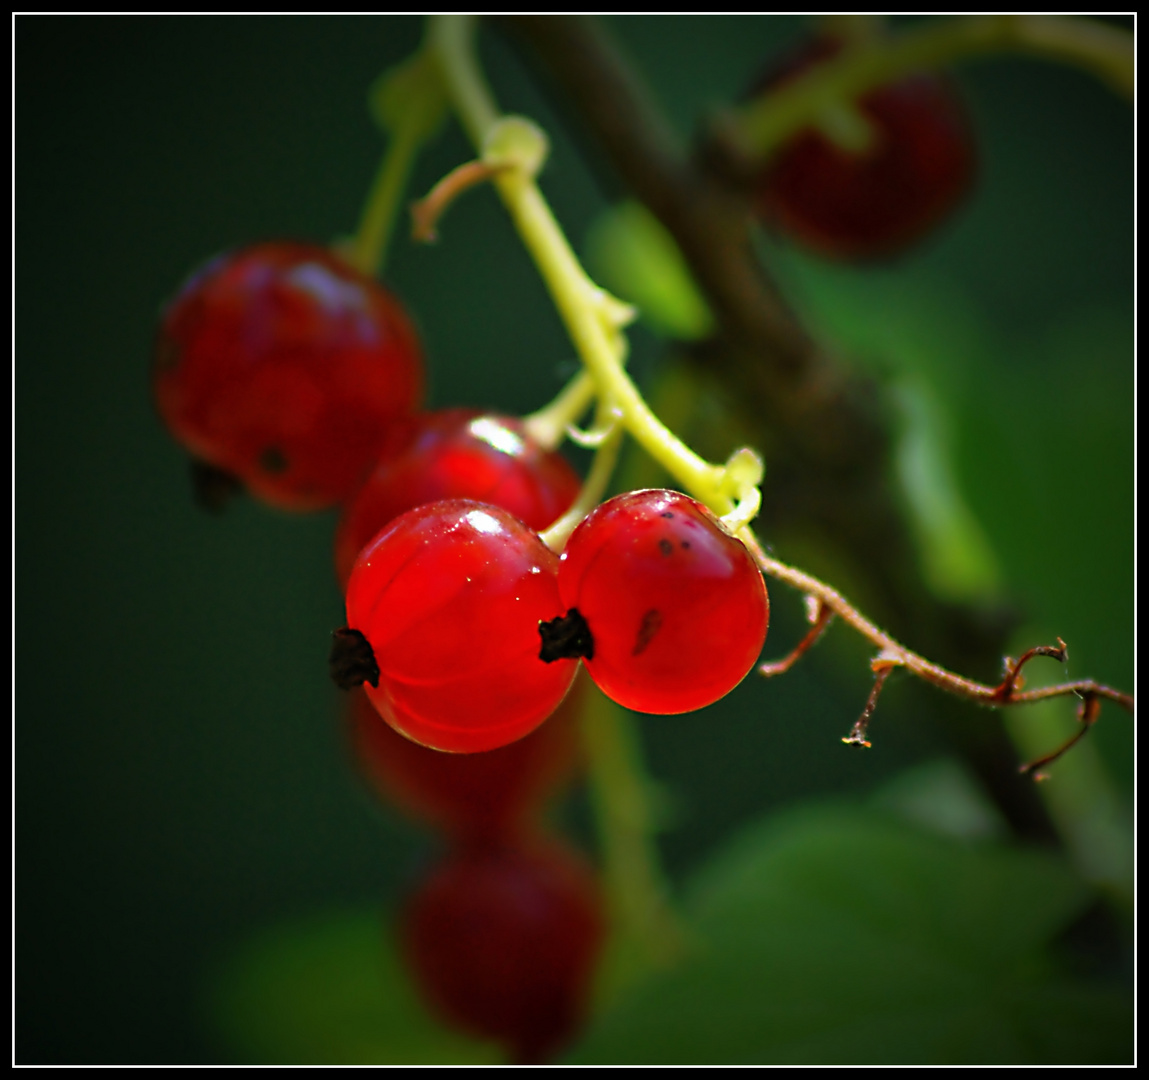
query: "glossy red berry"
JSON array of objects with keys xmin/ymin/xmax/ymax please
[
  {"xmin": 401, "ymin": 836, "xmax": 605, "ymax": 1064},
  {"xmin": 344, "ymin": 673, "xmax": 585, "ymax": 839},
  {"xmin": 752, "ymin": 36, "xmax": 975, "ymax": 260},
  {"xmin": 334, "ymin": 408, "xmax": 581, "ymax": 587},
  {"xmin": 153, "ymin": 241, "xmax": 423, "ymax": 511},
  {"xmin": 336, "ymin": 500, "xmax": 578, "ymax": 753},
  {"xmin": 546, "ymin": 489, "xmax": 768, "ymax": 714}
]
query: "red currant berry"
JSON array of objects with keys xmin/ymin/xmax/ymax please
[
  {"xmin": 153, "ymin": 241, "xmax": 423, "ymax": 511},
  {"xmin": 751, "ymin": 37, "xmax": 975, "ymax": 260},
  {"xmin": 335, "ymin": 500, "xmax": 578, "ymax": 754},
  {"xmin": 334, "ymin": 408, "xmax": 581, "ymax": 587},
  {"xmin": 401, "ymin": 836, "xmax": 605, "ymax": 1064},
  {"xmin": 344, "ymin": 674, "xmax": 585, "ymax": 840},
  {"xmin": 544, "ymin": 489, "xmax": 768, "ymax": 714}
]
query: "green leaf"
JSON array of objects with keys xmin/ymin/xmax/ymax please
[
  {"xmin": 584, "ymin": 201, "xmax": 715, "ymax": 341},
  {"xmin": 207, "ymin": 908, "xmax": 503, "ymax": 1065},
  {"xmin": 567, "ymin": 805, "xmax": 1130, "ymax": 1064}
]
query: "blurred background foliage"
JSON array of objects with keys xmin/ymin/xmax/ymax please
[{"xmin": 17, "ymin": 15, "xmax": 1132, "ymax": 1063}]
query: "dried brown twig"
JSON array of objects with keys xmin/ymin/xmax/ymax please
[{"xmin": 744, "ymin": 531, "xmax": 1133, "ymax": 776}]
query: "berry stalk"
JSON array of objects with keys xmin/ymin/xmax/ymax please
[
  {"xmin": 427, "ymin": 14, "xmax": 741, "ymax": 519},
  {"xmin": 345, "ymin": 49, "xmax": 448, "ymax": 278}
]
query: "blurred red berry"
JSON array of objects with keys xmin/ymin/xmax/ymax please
[
  {"xmin": 344, "ymin": 672, "xmax": 585, "ymax": 840},
  {"xmin": 153, "ymin": 241, "xmax": 423, "ymax": 511},
  {"xmin": 752, "ymin": 36, "xmax": 976, "ymax": 260},
  {"xmin": 401, "ymin": 836, "xmax": 605, "ymax": 1063}
]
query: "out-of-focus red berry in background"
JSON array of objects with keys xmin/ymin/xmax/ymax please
[
  {"xmin": 750, "ymin": 36, "xmax": 976, "ymax": 260},
  {"xmin": 154, "ymin": 242, "xmax": 424, "ymax": 511},
  {"xmin": 401, "ymin": 836, "xmax": 606, "ymax": 1064},
  {"xmin": 344, "ymin": 675, "xmax": 585, "ymax": 840}
]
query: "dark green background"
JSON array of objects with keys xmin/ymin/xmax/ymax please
[{"xmin": 17, "ymin": 16, "xmax": 1132, "ymax": 1063}]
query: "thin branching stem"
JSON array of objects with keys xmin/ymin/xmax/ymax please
[{"xmin": 744, "ymin": 529, "xmax": 1133, "ymax": 771}]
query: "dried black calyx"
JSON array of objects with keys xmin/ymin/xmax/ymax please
[
  {"xmin": 538, "ymin": 608, "xmax": 595, "ymax": 663},
  {"xmin": 329, "ymin": 627, "xmax": 380, "ymax": 689},
  {"xmin": 190, "ymin": 458, "xmax": 243, "ymax": 514}
]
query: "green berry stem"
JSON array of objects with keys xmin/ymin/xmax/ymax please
[
  {"xmin": 522, "ymin": 371, "xmax": 597, "ymax": 451},
  {"xmin": 538, "ymin": 405, "xmax": 622, "ymax": 553},
  {"xmin": 344, "ymin": 121, "xmax": 424, "ymax": 278},
  {"xmin": 427, "ymin": 14, "xmax": 743, "ymax": 520},
  {"xmin": 727, "ymin": 14, "xmax": 1133, "ymax": 162},
  {"xmin": 492, "ymin": 16, "xmax": 1132, "ymax": 787},
  {"xmin": 345, "ymin": 49, "xmax": 449, "ymax": 278}
]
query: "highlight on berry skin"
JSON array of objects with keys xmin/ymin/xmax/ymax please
[{"xmin": 153, "ymin": 241, "xmax": 424, "ymax": 512}]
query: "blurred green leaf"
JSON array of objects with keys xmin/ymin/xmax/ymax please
[
  {"xmin": 584, "ymin": 201, "xmax": 715, "ymax": 340},
  {"xmin": 870, "ymin": 757, "xmax": 1009, "ymax": 842},
  {"xmin": 568, "ymin": 805, "xmax": 1130, "ymax": 1064},
  {"xmin": 890, "ymin": 375, "xmax": 1001, "ymax": 600},
  {"xmin": 208, "ymin": 909, "xmax": 503, "ymax": 1065}
]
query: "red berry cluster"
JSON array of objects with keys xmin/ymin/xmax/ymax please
[
  {"xmin": 153, "ymin": 241, "xmax": 609, "ymax": 1059},
  {"xmin": 153, "ymin": 237, "xmax": 771, "ymax": 1060},
  {"xmin": 154, "ymin": 243, "xmax": 772, "ymax": 754},
  {"xmin": 749, "ymin": 35, "xmax": 976, "ymax": 260},
  {"xmin": 338, "ymin": 488, "xmax": 769, "ymax": 752}
]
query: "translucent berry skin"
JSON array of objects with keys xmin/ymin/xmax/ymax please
[
  {"xmin": 153, "ymin": 241, "xmax": 423, "ymax": 511},
  {"xmin": 345, "ymin": 500, "xmax": 578, "ymax": 753},
  {"xmin": 401, "ymin": 837, "xmax": 605, "ymax": 1064},
  {"xmin": 334, "ymin": 408, "xmax": 581, "ymax": 587},
  {"xmin": 558, "ymin": 489, "xmax": 768, "ymax": 714},
  {"xmin": 344, "ymin": 673, "xmax": 584, "ymax": 839},
  {"xmin": 753, "ymin": 37, "xmax": 975, "ymax": 261}
]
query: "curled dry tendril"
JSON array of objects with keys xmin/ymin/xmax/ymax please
[{"xmin": 749, "ymin": 535, "xmax": 1134, "ymax": 777}]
